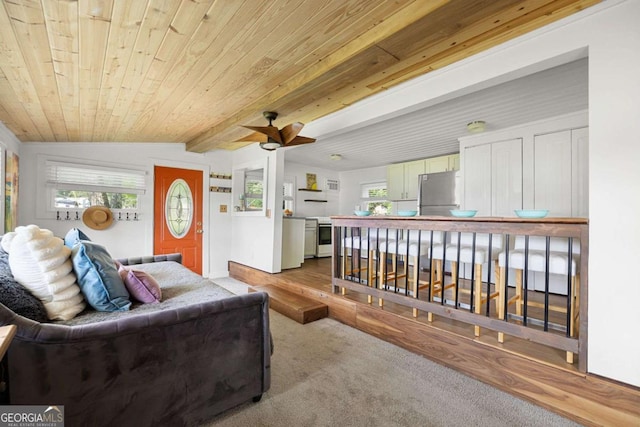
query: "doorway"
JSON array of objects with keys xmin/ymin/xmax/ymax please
[{"xmin": 154, "ymin": 166, "xmax": 203, "ymax": 274}]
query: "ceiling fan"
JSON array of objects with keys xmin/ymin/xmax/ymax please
[{"xmin": 236, "ymin": 111, "xmax": 316, "ymax": 151}]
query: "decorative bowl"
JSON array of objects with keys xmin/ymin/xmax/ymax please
[
  {"xmin": 514, "ymin": 209, "xmax": 549, "ymax": 218},
  {"xmin": 354, "ymin": 210, "xmax": 371, "ymax": 216},
  {"xmin": 450, "ymin": 209, "xmax": 477, "ymax": 218},
  {"xmin": 397, "ymin": 210, "xmax": 418, "ymax": 217}
]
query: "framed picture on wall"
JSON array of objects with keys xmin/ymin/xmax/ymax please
[{"xmin": 5, "ymin": 150, "xmax": 18, "ymax": 233}]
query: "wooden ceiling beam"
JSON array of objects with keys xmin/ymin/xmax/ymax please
[
  {"xmin": 188, "ymin": 0, "xmax": 600, "ymax": 152},
  {"xmin": 185, "ymin": 0, "xmax": 451, "ymax": 152}
]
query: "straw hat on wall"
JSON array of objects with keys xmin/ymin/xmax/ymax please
[{"xmin": 82, "ymin": 206, "xmax": 114, "ymax": 230}]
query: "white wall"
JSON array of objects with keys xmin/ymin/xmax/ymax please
[
  {"xmin": 17, "ymin": 142, "xmax": 234, "ymax": 278},
  {"xmin": 338, "ymin": 165, "xmax": 386, "ymax": 215},
  {"xmin": 284, "ymin": 161, "xmax": 340, "ymax": 217},
  {"xmin": 230, "ymin": 144, "xmax": 284, "ymax": 273},
  {"xmin": 314, "ymin": 0, "xmax": 640, "ymax": 387}
]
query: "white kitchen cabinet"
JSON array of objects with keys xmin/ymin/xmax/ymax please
[
  {"xmin": 463, "ymin": 139, "xmax": 522, "ymax": 216},
  {"xmin": 533, "ymin": 127, "xmax": 588, "ymax": 217},
  {"xmin": 463, "ymin": 144, "xmax": 492, "ymax": 216},
  {"xmin": 534, "ymin": 131, "xmax": 572, "ymax": 216},
  {"xmin": 387, "ymin": 154, "xmax": 459, "ymax": 201},
  {"xmin": 387, "ymin": 159, "xmax": 425, "ymax": 200},
  {"xmin": 426, "ymin": 153, "xmax": 460, "ymax": 173}
]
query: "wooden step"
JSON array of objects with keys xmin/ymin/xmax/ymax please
[{"xmin": 250, "ymin": 284, "xmax": 328, "ymax": 324}]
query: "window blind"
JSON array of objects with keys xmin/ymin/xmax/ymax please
[
  {"xmin": 361, "ymin": 182, "xmax": 387, "ymax": 200},
  {"xmin": 46, "ymin": 161, "xmax": 147, "ymax": 194}
]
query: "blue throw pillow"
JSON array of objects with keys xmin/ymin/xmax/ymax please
[
  {"xmin": 64, "ymin": 228, "xmax": 92, "ymax": 248},
  {"xmin": 64, "ymin": 228, "xmax": 91, "ymax": 249},
  {"xmin": 70, "ymin": 241, "xmax": 131, "ymax": 312}
]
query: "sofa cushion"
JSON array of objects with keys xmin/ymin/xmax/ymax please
[
  {"xmin": 71, "ymin": 241, "xmax": 131, "ymax": 312},
  {"xmin": 5, "ymin": 225, "xmax": 85, "ymax": 321},
  {"xmin": 0, "ymin": 246, "xmax": 48, "ymax": 322},
  {"xmin": 118, "ymin": 264, "xmax": 162, "ymax": 304}
]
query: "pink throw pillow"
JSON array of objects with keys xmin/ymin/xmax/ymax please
[{"xmin": 117, "ymin": 265, "xmax": 162, "ymax": 304}]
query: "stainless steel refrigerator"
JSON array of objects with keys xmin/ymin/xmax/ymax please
[{"xmin": 417, "ymin": 170, "xmax": 460, "ymax": 216}]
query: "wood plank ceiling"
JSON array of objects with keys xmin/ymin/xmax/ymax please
[{"xmin": 0, "ymin": 0, "xmax": 600, "ymax": 153}]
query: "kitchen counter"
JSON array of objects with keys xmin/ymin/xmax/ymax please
[{"xmin": 331, "ymin": 215, "xmax": 588, "ymax": 224}]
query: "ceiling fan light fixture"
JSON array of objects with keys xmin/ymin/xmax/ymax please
[{"xmin": 259, "ymin": 138, "xmax": 282, "ymax": 151}]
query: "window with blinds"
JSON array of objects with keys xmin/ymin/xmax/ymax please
[{"xmin": 45, "ymin": 161, "xmax": 146, "ymax": 210}]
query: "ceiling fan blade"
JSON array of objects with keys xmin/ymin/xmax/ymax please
[
  {"xmin": 280, "ymin": 122, "xmax": 304, "ymax": 144},
  {"xmin": 243, "ymin": 125, "xmax": 282, "ymax": 143},
  {"xmin": 235, "ymin": 131, "xmax": 268, "ymax": 143},
  {"xmin": 284, "ymin": 135, "xmax": 316, "ymax": 147}
]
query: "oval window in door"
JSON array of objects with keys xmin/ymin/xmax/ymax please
[{"xmin": 165, "ymin": 178, "xmax": 193, "ymax": 238}]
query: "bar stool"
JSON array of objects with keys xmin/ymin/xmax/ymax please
[
  {"xmin": 497, "ymin": 235, "xmax": 580, "ymax": 363},
  {"xmin": 435, "ymin": 232, "xmax": 504, "ymax": 336},
  {"xmin": 342, "ymin": 228, "xmax": 396, "ymax": 301},
  {"xmin": 378, "ymin": 230, "xmax": 444, "ymax": 317}
]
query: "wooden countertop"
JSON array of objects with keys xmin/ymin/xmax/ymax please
[{"xmin": 331, "ymin": 215, "xmax": 588, "ymax": 224}]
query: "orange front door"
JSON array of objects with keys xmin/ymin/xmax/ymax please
[{"xmin": 154, "ymin": 166, "xmax": 203, "ymax": 274}]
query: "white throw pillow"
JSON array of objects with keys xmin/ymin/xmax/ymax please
[{"xmin": 7, "ymin": 225, "xmax": 85, "ymax": 320}]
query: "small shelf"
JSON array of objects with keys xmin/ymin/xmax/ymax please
[
  {"xmin": 304, "ymin": 199, "xmax": 327, "ymax": 203},
  {"xmin": 299, "ymin": 188, "xmax": 322, "ymax": 192},
  {"xmin": 210, "ymin": 172, "xmax": 232, "ymax": 179},
  {"xmin": 210, "ymin": 186, "xmax": 231, "ymax": 193}
]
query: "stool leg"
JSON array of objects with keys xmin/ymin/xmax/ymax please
[
  {"xmin": 450, "ymin": 261, "xmax": 458, "ymax": 304},
  {"xmin": 474, "ymin": 263, "xmax": 482, "ymax": 337},
  {"xmin": 498, "ymin": 266, "xmax": 506, "ymax": 343},
  {"xmin": 515, "ymin": 269, "xmax": 523, "ymax": 317},
  {"xmin": 566, "ymin": 274, "xmax": 580, "ymax": 364},
  {"xmin": 378, "ymin": 251, "xmax": 386, "ymax": 307}
]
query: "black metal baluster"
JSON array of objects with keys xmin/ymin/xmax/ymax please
[
  {"xmin": 356, "ymin": 227, "xmax": 362, "ymax": 284},
  {"xmin": 490, "ymin": 233, "xmax": 496, "ymax": 316},
  {"xmin": 523, "ymin": 235, "xmax": 529, "ymax": 326},
  {"xmin": 394, "ymin": 229, "xmax": 400, "ymax": 293},
  {"xmin": 349, "ymin": 227, "xmax": 355, "ymax": 283},
  {"xmin": 441, "ymin": 231, "xmax": 448, "ymax": 305},
  {"xmin": 455, "ymin": 232, "xmax": 461, "ymax": 309},
  {"xmin": 501, "ymin": 234, "xmax": 509, "ymax": 320},
  {"xmin": 470, "ymin": 232, "xmax": 477, "ymax": 313},
  {"xmin": 544, "ymin": 236, "xmax": 551, "ymax": 332},
  {"xmin": 428, "ymin": 230, "xmax": 434, "ymax": 302},
  {"xmin": 566, "ymin": 237, "xmax": 573, "ymax": 337},
  {"xmin": 405, "ymin": 229, "xmax": 411, "ymax": 296},
  {"xmin": 416, "ymin": 229, "xmax": 422, "ymax": 299},
  {"xmin": 486, "ymin": 233, "xmax": 493, "ymax": 317}
]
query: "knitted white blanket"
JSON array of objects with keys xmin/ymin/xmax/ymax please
[{"xmin": 3, "ymin": 225, "xmax": 85, "ymax": 320}]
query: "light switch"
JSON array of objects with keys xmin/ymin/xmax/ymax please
[{"xmin": 220, "ymin": 204, "xmax": 227, "ymax": 213}]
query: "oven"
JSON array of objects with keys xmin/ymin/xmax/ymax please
[{"xmin": 309, "ymin": 217, "xmax": 332, "ymax": 257}]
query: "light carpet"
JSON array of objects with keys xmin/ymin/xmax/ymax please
[{"xmin": 208, "ymin": 278, "xmax": 580, "ymax": 427}]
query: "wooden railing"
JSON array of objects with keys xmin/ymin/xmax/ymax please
[{"xmin": 331, "ymin": 215, "xmax": 588, "ymax": 372}]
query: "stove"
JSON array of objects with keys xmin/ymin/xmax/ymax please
[{"xmin": 307, "ymin": 217, "xmax": 332, "ymax": 257}]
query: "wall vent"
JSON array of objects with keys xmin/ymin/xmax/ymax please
[{"xmin": 326, "ymin": 179, "xmax": 339, "ymax": 191}]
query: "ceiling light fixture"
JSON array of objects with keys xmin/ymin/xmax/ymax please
[
  {"xmin": 259, "ymin": 138, "xmax": 282, "ymax": 151},
  {"xmin": 330, "ymin": 154, "xmax": 342, "ymax": 160},
  {"xmin": 467, "ymin": 120, "xmax": 486, "ymax": 133}
]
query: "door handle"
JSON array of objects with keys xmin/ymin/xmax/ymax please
[{"xmin": 196, "ymin": 229, "xmax": 203, "ymax": 234}]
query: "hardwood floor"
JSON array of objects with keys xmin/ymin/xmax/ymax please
[{"xmin": 229, "ymin": 258, "xmax": 640, "ymax": 427}]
